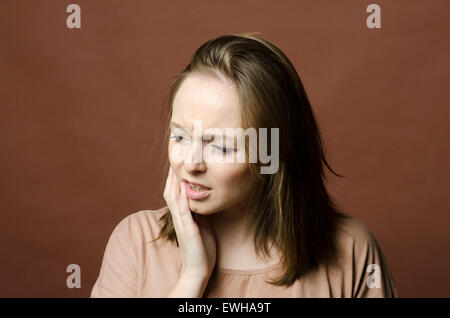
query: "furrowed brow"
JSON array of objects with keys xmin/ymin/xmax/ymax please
[{"xmin": 170, "ymin": 122, "xmax": 235, "ymax": 142}]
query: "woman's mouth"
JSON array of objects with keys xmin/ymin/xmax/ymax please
[
  {"xmin": 189, "ymin": 183, "xmax": 208, "ymax": 191},
  {"xmin": 183, "ymin": 180, "xmax": 212, "ymax": 200}
]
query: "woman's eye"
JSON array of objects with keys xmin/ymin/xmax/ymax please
[
  {"xmin": 213, "ymin": 145, "xmax": 233, "ymax": 153},
  {"xmin": 170, "ymin": 135, "xmax": 184, "ymax": 142}
]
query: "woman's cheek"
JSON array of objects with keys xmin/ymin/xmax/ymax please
[
  {"xmin": 168, "ymin": 142, "xmax": 188, "ymax": 167},
  {"xmin": 213, "ymin": 164, "xmax": 252, "ymax": 194}
]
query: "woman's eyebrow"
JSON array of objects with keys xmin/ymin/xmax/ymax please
[
  {"xmin": 170, "ymin": 121, "xmax": 188, "ymax": 130},
  {"xmin": 170, "ymin": 121, "xmax": 234, "ymax": 142},
  {"xmin": 169, "ymin": 121, "xmax": 192, "ymax": 134}
]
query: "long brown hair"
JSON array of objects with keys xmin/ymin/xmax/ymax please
[{"xmin": 149, "ymin": 33, "xmax": 350, "ymax": 286}]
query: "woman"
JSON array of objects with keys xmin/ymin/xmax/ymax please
[{"xmin": 91, "ymin": 33, "xmax": 398, "ymax": 298}]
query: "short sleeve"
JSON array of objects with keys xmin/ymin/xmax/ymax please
[
  {"xmin": 90, "ymin": 215, "xmax": 138, "ymax": 298},
  {"xmin": 350, "ymin": 221, "xmax": 399, "ymax": 298}
]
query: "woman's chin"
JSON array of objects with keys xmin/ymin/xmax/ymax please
[{"xmin": 189, "ymin": 204, "xmax": 218, "ymax": 215}]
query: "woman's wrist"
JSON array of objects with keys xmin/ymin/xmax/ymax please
[{"xmin": 164, "ymin": 273, "xmax": 210, "ymax": 298}]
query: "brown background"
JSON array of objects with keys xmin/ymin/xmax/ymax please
[{"xmin": 1, "ymin": 0, "xmax": 449, "ymax": 297}]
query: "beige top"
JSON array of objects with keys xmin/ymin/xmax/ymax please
[{"xmin": 90, "ymin": 208, "xmax": 398, "ymax": 298}]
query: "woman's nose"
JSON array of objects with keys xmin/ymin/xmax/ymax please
[{"xmin": 184, "ymin": 138, "xmax": 206, "ymax": 173}]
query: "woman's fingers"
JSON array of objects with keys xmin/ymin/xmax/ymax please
[
  {"xmin": 164, "ymin": 166, "xmax": 200, "ymax": 238},
  {"xmin": 169, "ymin": 167, "xmax": 177, "ymax": 202},
  {"xmin": 171, "ymin": 167, "xmax": 180, "ymax": 202},
  {"xmin": 178, "ymin": 182, "xmax": 197, "ymax": 232},
  {"xmin": 178, "ymin": 182, "xmax": 189, "ymax": 216},
  {"xmin": 163, "ymin": 166, "xmax": 172, "ymax": 201},
  {"xmin": 170, "ymin": 171, "xmax": 184, "ymax": 227},
  {"xmin": 166, "ymin": 167, "xmax": 173, "ymax": 200},
  {"xmin": 165, "ymin": 167, "xmax": 181, "ymax": 229}
]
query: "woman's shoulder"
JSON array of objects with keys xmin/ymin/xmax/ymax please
[
  {"xmin": 110, "ymin": 207, "xmax": 169, "ymax": 245},
  {"xmin": 335, "ymin": 214, "xmax": 379, "ymax": 252},
  {"xmin": 332, "ymin": 214, "xmax": 388, "ymax": 271},
  {"xmin": 332, "ymin": 214, "xmax": 398, "ymax": 297}
]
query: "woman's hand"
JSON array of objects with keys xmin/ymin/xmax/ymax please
[{"xmin": 163, "ymin": 166, "xmax": 217, "ymax": 281}]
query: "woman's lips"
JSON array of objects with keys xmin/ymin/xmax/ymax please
[
  {"xmin": 182, "ymin": 179, "xmax": 210, "ymax": 189},
  {"xmin": 183, "ymin": 180, "xmax": 212, "ymax": 200}
]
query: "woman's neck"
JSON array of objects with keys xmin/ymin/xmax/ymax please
[{"xmin": 209, "ymin": 205, "xmax": 281, "ymax": 270}]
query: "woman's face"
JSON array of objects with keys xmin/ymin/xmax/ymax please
[{"xmin": 168, "ymin": 73, "xmax": 255, "ymax": 215}]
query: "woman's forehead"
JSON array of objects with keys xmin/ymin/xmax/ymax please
[
  {"xmin": 173, "ymin": 75, "xmax": 239, "ymax": 111},
  {"xmin": 172, "ymin": 75, "xmax": 242, "ymax": 128}
]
